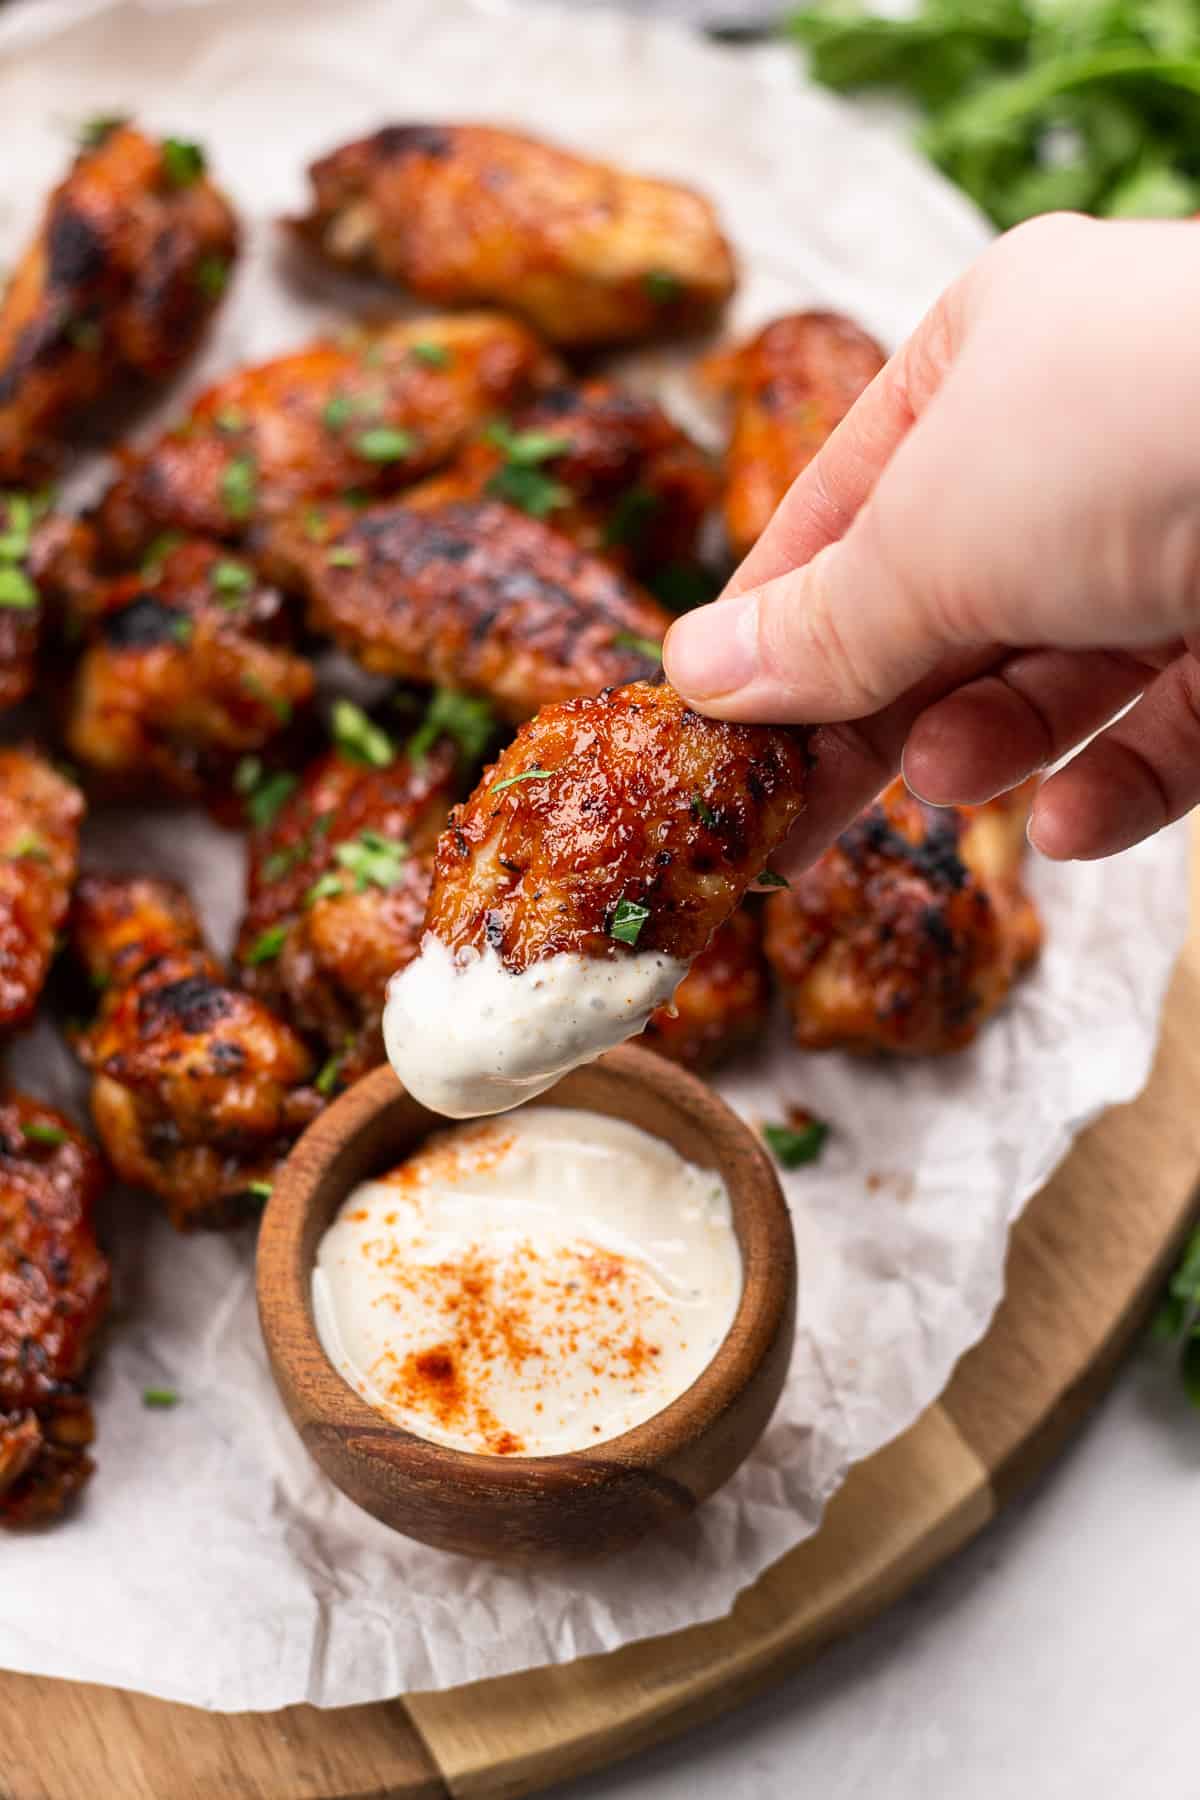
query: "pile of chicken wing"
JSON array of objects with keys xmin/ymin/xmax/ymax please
[{"xmin": 0, "ymin": 115, "xmax": 1041, "ymax": 1522}]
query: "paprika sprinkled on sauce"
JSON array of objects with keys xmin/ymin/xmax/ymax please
[{"xmin": 312, "ymin": 1107, "xmax": 741, "ymax": 1456}]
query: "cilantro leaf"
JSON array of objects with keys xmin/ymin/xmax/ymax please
[
  {"xmin": 609, "ymin": 897, "xmax": 650, "ymax": 947},
  {"xmin": 763, "ymin": 1119, "xmax": 829, "ymax": 1168},
  {"xmin": 246, "ymin": 923, "xmax": 288, "ymax": 965},
  {"xmin": 162, "ymin": 137, "xmax": 206, "ymax": 187},
  {"xmin": 334, "ymin": 830, "xmax": 408, "ymax": 892},
  {"xmin": 491, "ymin": 766, "xmax": 552, "ymax": 795},
  {"xmin": 408, "ymin": 686, "xmax": 496, "ymax": 768},
  {"xmin": 331, "ymin": 698, "xmax": 394, "ymax": 768},
  {"xmin": 612, "ymin": 630, "xmax": 663, "ymax": 663}
]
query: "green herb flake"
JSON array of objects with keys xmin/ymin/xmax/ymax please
[
  {"xmin": 261, "ymin": 842, "xmax": 305, "ymax": 883},
  {"xmin": 692, "ymin": 794, "xmax": 716, "ymax": 827},
  {"xmin": 354, "ymin": 426, "xmax": 415, "ymax": 463},
  {"xmin": 763, "ymin": 1119, "xmax": 829, "ymax": 1169},
  {"xmin": 241, "ymin": 671, "xmax": 291, "ymax": 724},
  {"xmin": 483, "ymin": 420, "xmax": 572, "ymax": 519},
  {"xmin": 211, "ymin": 559, "xmax": 253, "ymax": 599},
  {"xmin": 483, "ymin": 424, "xmax": 572, "ymax": 466},
  {"xmin": 408, "ymin": 686, "xmax": 496, "ymax": 768},
  {"xmin": 215, "ymin": 407, "xmax": 247, "ymax": 435},
  {"xmin": 303, "ymin": 506, "xmax": 328, "ymax": 542},
  {"xmin": 490, "ymin": 766, "xmax": 552, "ymax": 795},
  {"xmin": 196, "ymin": 254, "xmax": 230, "ymax": 299},
  {"xmin": 333, "ymin": 830, "xmax": 409, "ymax": 893},
  {"xmin": 246, "ymin": 1179, "xmax": 273, "ymax": 1201},
  {"xmin": 246, "ymin": 923, "xmax": 288, "ymax": 965},
  {"xmin": 22, "ymin": 1120, "xmax": 67, "ymax": 1148},
  {"xmin": 326, "ymin": 545, "xmax": 362, "ymax": 569},
  {"xmin": 331, "ymin": 697, "xmax": 394, "ymax": 769},
  {"xmin": 609, "ymin": 897, "xmax": 650, "ymax": 948},
  {"xmin": 142, "ymin": 1386, "xmax": 179, "ymax": 1409},
  {"xmin": 756, "ymin": 869, "xmax": 791, "ymax": 890},
  {"xmin": 169, "ymin": 613, "xmax": 193, "ymax": 645},
  {"xmin": 220, "ymin": 454, "xmax": 258, "ymax": 522},
  {"xmin": 314, "ymin": 1053, "xmax": 343, "ymax": 1098},
  {"xmin": 9, "ymin": 830, "xmax": 47, "ymax": 862},
  {"xmin": 643, "ymin": 269, "xmax": 682, "ymax": 304},
  {"xmin": 305, "ymin": 871, "xmax": 345, "ymax": 908},
  {"xmin": 162, "ymin": 137, "xmax": 206, "ymax": 187},
  {"xmin": 78, "ymin": 114, "xmax": 129, "ymax": 150},
  {"xmin": 234, "ymin": 757, "xmax": 297, "ymax": 830},
  {"xmin": 0, "ymin": 568, "xmax": 37, "ymax": 610},
  {"xmin": 0, "ymin": 493, "xmax": 35, "ymax": 562},
  {"xmin": 612, "ymin": 630, "xmax": 663, "ymax": 663},
  {"xmin": 321, "ymin": 392, "xmax": 354, "ymax": 433},
  {"xmin": 140, "ymin": 531, "xmax": 183, "ymax": 578},
  {"xmin": 410, "ymin": 340, "xmax": 451, "ymax": 368},
  {"xmin": 1152, "ymin": 1225, "xmax": 1200, "ymax": 1406}
]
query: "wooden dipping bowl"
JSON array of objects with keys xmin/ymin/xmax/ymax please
[{"xmin": 256, "ymin": 1047, "xmax": 797, "ymax": 1561}]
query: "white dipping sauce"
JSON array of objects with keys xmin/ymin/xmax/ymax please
[
  {"xmin": 312, "ymin": 1107, "xmax": 742, "ymax": 1458},
  {"xmin": 383, "ymin": 936, "xmax": 687, "ymax": 1119}
]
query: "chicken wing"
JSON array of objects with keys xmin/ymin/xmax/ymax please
[
  {"xmin": 706, "ymin": 311, "xmax": 885, "ymax": 560},
  {"xmin": 72, "ymin": 873, "xmax": 320, "ymax": 1229},
  {"xmin": 267, "ymin": 497, "xmax": 671, "ymax": 723},
  {"xmin": 0, "ymin": 1095, "xmax": 109, "ymax": 1526},
  {"xmin": 642, "ymin": 905, "xmax": 769, "ymax": 1071},
  {"xmin": 0, "ymin": 748, "xmax": 83, "ymax": 1032},
  {"xmin": 764, "ymin": 777, "xmax": 1042, "ymax": 1055},
  {"xmin": 0, "ymin": 495, "xmax": 95, "ymax": 709},
  {"xmin": 235, "ymin": 734, "xmax": 458, "ymax": 1091},
  {"xmin": 63, "ymin": 536, "xmax": 313, "ymax": 797},
  {"xmin": 292, "ymin": 124, "xmax": 736, "ymax": 346},
  {"xmin": 96, "ymin": 312, "xmax": 557, "ymax": 561},
  {"xmin": 0, "ymin": 121, "xmax": 238, "ymax": 484}
]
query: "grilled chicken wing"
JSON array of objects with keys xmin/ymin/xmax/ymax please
[
  {"xmin": 293, "ymin": 124, "xmax": 736, "ymax": 346},
  {"xmin": 642, "ymin": 905, "xmax": 769, "ymax": 1070},
  {"xmin": 236, "ymin": 736, "xmax": 458, "ymax": 1090},
  {"xmin": 96, "ymin": 312, "xmax": 556, "ymax": 561},
  {"xmin": 0, "ymin": 748, "xmax": 83, "ymax": 1032},
  {"xmin": 0, "ymin": 1095, "xmax": 109, "ymax": 1526},
  {"xmin": 267, "ymin": 497, "xmax": 671, "ymax": 723},
  {"xmin": 0, "ymin": 496, "xmax": 95, "ymax": 709},
  {"xmin": 63, "ymin": 537, "xmax": 313, "ymax": 797},
  {"xmin": 0, "ymin": 122, "xmax": 237, "ymax": 484},
  {"xmin": 764, "ymin": 777, "xmax": 1041, "ymax": 1055},
  {"xmin": 706, "ymin": 311, "xmax": 885, "ymax": 561},
  {"xmin": 405, "ymin": 378, "xmax": 716, "ymax": 576},
  {"xmin": 72, "ymin": 873, "xmax": 320, "ymax": 1229}
]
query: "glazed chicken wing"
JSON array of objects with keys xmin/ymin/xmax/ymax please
[
  {"xmin": 0, "ymin": 748, "xmax": 83, "ymax": 1032},
  {"xmin": 706, "ymin": 311, "xmax": 885, "ymax": 561},
  {"xmin": 642, "ymin": 904, "xmax": 769, "ymax": 1071},
  {"xmin": 0, "ymin": 122, "xmax": 237, "ymax": 484},
  {"xmin": 267, "ymin": 497, "xmax": 671, "ymax": 723},
  {"xmin": 0, "ymin": 1095, "xmax": 110, "ymax": 1526},
  {"xmin": 293, "ymin": 124, "xmax": 736, "ymax": 346},
  {"xmin": 96, "ymin": 312, "xmax": 556, "ymax": 561},
  {"xmin": 0, "ymin": 496, "xmax": 95, "ymax": 709},
  {"xmin": 72, "ymin": 873, "xmax": 320, "ymax": 1229},
  {"xmin": 63, "ymin": 536, "xmax": 313, "ymax": 797},
  {"xmin": 235, "ymin": 734, "xmax": 458, "ymax": 1091},
  {"xmin": 764, "ymin": 777, "xmax": 1042, "ymax": 1055}
]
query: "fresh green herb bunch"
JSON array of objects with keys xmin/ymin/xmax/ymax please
[
  {"xmin": 789, "ymin": 0, "xmax": 1200, "ymax": 227},
  {"xmin": 1153, "ymin": 1224, "xmax": 1200, "ymax": 1404}
]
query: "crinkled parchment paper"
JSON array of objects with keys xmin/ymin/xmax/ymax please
[{"xmin": 0, "ymin": 0, "xmax": 1188, "ymax": 1712}]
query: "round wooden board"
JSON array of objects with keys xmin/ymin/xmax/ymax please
[{"xmin": 4, "ymin": 835, "xmax": 1198, "ymax": 1800}]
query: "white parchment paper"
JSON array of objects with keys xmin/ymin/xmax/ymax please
[{"xmin": 0, "ymin": 0, "xmax": 1189, "ymax": 1712}]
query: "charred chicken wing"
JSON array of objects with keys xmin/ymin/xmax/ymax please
[
  {"xmin": 96, "ymin": 312, "xmax": 556, "ymax": 560},
  {"xmin": 293, "ymin": 124, "xmax": 736, "ymax": 346},
  {"xmin": 642, "ymin": 905, "xmax": 769, "ymax": 1071},
  {"xmin": 0, "ymin": 495, "xmax": 95, "ymax": 709},
  {"xmin": 0, "ymin": 1095, "xmax": 110, "ymax": 1526},
  {"xmin": 72, "ymin": 873, "xmax": 320, "ymax": 1229},
  {"xmin": 706, "ymin": 311, "xmax": 885, "ymax": 560},
  {"xmin": 0, "ymin": 121, "xmax": 238, "ymax": 484},
  {"xmin": 764, "ymin": 777, "xmax": 1042, "ymax": 1055},
  {"xmin": 64, "ymin": 537, "xmax": 313, "ymax": 797},
  {"xmin": 267, "ymin": 497, "xmax": 671, "ymax": 723},
  {"xmin": 386, "ymin": 681, "xmax": 810, "ymax": 1115},
  {"xmin": 0, "ymin": 748, "xmax": 83, "ymax": 1032}
]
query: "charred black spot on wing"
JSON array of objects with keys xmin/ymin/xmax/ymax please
[
  {"xmin": 208, "ymin": 1038, "xmax": 247, "ymax": 1073},
  {"xmin": 101, "ymin": 595, "xmax": 187, "ymax": 649},
  {"xmin": 844, "ymin": 807, "xmax": 968, "ymax": 892},
  {"xmin": 46, "ymin": 206, "xmax": 107, "ymax": 289},
  {"xmin": 372, "ymin": 125, "xmax": 453, "ymax": 160},
  {"xmin": 919, "ymin": 905, "xmax": 956, "ymax": 953},
  {"xmin": 141, "ymin": 974, "xmax": 232, "ymax": 1034}
]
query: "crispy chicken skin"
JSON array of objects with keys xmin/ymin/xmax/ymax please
[
  {"xmin": 0, "ymin": 748, "xmax": 83, "ymax": 1033},
  {"xmin": 64, "ymin": 537, "xmax": 313, "ymax": 797},
  {"xmin": 293, "ymin": 124, "xmax": 737, "ymax": 346},
  {"xmin": 706, "ymin": 311, "xmax": 885, "ymax": 561},
  {"xmin": 0, "ymin": 1095, "xmax": 110, "ymax": 1526},
  {"xmin": 0, "ymin": 122, "xmax": 238, "ymax": 484},
  {"xmin": 405, "ymin": 379, "xmax": 717, "ymax": 575},
  {"xmin": 96, "ymin": 312, "xmax": 557, "ymax": 560},
  {"xmin": 72, "ymin": 873, "xmax": 320, "ymax": 1229},
  {"xmin": 268, "ymin": 497, "xmax": 672, "ymax": 723},
  {"xmin": 765, "ymin": 777, "xmax": 1042, "ymax": 1055},
  {"xmin": 426, "ymin": 682, "xmax": 810, "ymax": 973},
  {"xmin": 236, "ymin": 740, "xmax": 458, "ymax": 1089},
  {"xmin": 0, "ymin": 497, "xmax": 95, "ymax": 710},
  {"xmin": 642, "ymin": 905, "xmax": 769, "ymax": 1070}
]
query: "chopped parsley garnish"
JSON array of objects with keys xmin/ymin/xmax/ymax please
[
  {"xmin": 303, "ymin": 506, "xmax": 329, "ymax": 543},
  {"xmin": 261, "ymin": 844, "xmax": 302, "ymax": 882},
  {"xmin": 757, "ymin": 869, "xmax": 791, "ymax": 890},
  {"xmin": 644, "ymin": 269, "xmax": 682, "ymax": 304},
  {"xmin": 692, "ymin": 794, "xmax": 716, "ymax": 827},
  {"xmin": 334, "ymin": 830, "xmax": 408, "ymax": 892},
  {"xmin": 1153, "ymin": 1226, "xmax": 1200, "ymax": 1406},
  {"xmin": 0, "ymin": 493, "xmax": 38, "ymax": 562},
  {"xmin": 483, "ymin": 421, "xmax": 572, "ymax": 519},
  {"xmin": 331, "ymin": 698, "xmax": 394, "ymax": 768},
  {"xmin": 220, "ymin": 454, "xmax": 258, "ymax": 522},
  {"xmin": 142, "ymin": 1387, "xmax": 179, "ymax": 1409},
  {"xmin": 604, "ymin": 486, "xmax": 660, "ymax": 551},
  {"xmin": 612, "ymin": 630, "xmax": 663, "ymax": 663},
  {"xmin": 408, "ymin": 686, "xmax": 496, "ymax": 768},
  {"xmin": 321, "ymin": 393, "xmax": 354, "ymax": 433},
  {"xmin": 196, "ymin": 254, "xmax": 230, "ymax": 299},
  {"xmin": 78, "ymin": 114, "xmax": 129, "ymax": 150},
  {"xmin": 305, "ymin": 871, "xmax": 344, "ymax": 908},
  {"xmin": 246, "ymin": 923, "xmax": 288, "ymax": 965},
  {"xmin": 326, "ymin": 546, "xmax": 362, "ymax": 569},
  {"xmin": 763, "ymin": 1119, "xmax": 829, "ymax": 1169},
  {"xmin": 140, "ymin": 531, "xmax": 183, "ymax": 578},
  {"xmin": 9, "ymin": 830, "xmax": 47, "ymax": 862},
  {"xmin": 215, "ymin": 407, "xmax": 247, "ymax": 435},
  {"xmin": 169, "ymin": 614, "xmax": 193, "ymax": 645},
  {"xmin": 234, "ymin": 756, "xmax": 297, "ymax": 830},
  {"xmin": 609, "ymin": 897, "xmax": 650, "ymax": 947},
  {"xmin": 410, "ymin": 340, "xmax": 451, "ymax": 368},
  {"xmin": 0, "ymin": 568, "xmax": 37, "ymax": 609},
  {"xmin": 490, "ymin": 766, "xmax": 552, "ymax": 795},
  {"xmin": 211, "ymin": 559, "xmax": 253, "ymax": 600},
  {"xmin": 240, "ymin": 672, "xmax": 291, "ymax": 724},
  {"xmin": 484, "ymin": 424, "xmax": 571, "ymax": 465},
  {"xmin": 314, "ymin": 1053, "xmax": 344, "ymax": 1098},
  {"xmin": 355, "ymin": 426, "xmax": 414, "ymax": 463},
  {"xmin": 162, "ymin": 137, "xmax": 206, "ymax": 187},
  {"xmin": 246, "ymin": 1179, "xmax": 273, "ymax": 1201},
  {"xmin": 22, "ymin": 1120, "xmax": 66, "ymax": 1148}
]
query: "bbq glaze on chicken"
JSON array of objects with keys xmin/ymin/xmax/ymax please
[
  {"xmin": 706, "ymin": 311, "xmax": 885, "ymax": 561},
  {"xmin": 0, "ymin": 1095, "xmax": 110, "ymax": 1527},
  {"xmin": 405, "ymin": 379, "xmax": 716, "ymax": 576},
  {"xmin": 385, "ymin": 682, "xmax": 810, "ymax": 1116},
  {"xmin": 0, "ymin": 496, "xmax": 95, "ymax": 710},
  {"xmin": 642, "ymin": 905, "xmax": 769, "ymax": 1071},
  {"xmin": 293, "ymin": 124, "xmax": 736, "ymax": 346},
  {"xmin": 764, "ymin": 778, "xmax": 1042, "ymax": 1056},
  {"xmin": 235, "ymin": 735, "xmax": 458, "ymax": 1092},
  {"xmin": 0, "ymin": 122, "xmax": 238, "ymax": 485},
  {"xmin": 64, "ymin": 537, "xmax": 313, "ymax": 797},
  {"xmin": 96, "ymin": 312, "xmax": 557, "ymax": 561},
  {"xmin": 267, "ymin": 497, "xmax": 671, "ymax": 723},
  {"xmin": 72, "ymin": 873, "xmax": 320, "ymax": 1229},
  {"xmin": 0, "ymin": 748, "xmax": 83, "ymax": 1033}
]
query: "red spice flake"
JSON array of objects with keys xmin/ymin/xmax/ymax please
[{"xmin": 380, "ymin": 1122, "xmax": 517, "ymax": 1193}]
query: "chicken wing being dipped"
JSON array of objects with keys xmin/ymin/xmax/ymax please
[
  {"xmin": 63, "ymin": 537, "xmax": 313, "ymax": 797},
  {"xmin": 0, "ymin": 121, "xmax": 238, "ymax": 484},
  {"xmin": 0, "ymin": 495, "xmax": 95, "ymax": 710},
  {"xmin": 764, "ymin": 777, "xmax": 1042, "ymax": 1056},
  {"xmin": 96, "ymin": 312, "xmax": 557, "ymax": 561},
  {"xmin": 641, "ymin": 904, "xmax": 770, "ymax": 1071},
  {"xmin": 0, "ymin": 747, "xmax": 83, "ymax": 1033},
  {"xmin": 0, "ymin": 1095, "xmax": 110, "ymax": 1527},
  {"xmin": 706, "ymin": 311, "xmax": 885, "ymax": 561},
  {"xmin": 292, "ymin": 124, "xmax": 737, "ymax": 346},
  {"xmin": 385, "ymin": 681, "xmax": 810, "ymax": 1116},
  {"xmin": 268, "ymin": 498, "xmax": 671, "ymax": 724},
  {"xmin": 72, "ymin": 873, "xmax": 320, "ymax": 1229}
]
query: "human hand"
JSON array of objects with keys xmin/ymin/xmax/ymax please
[{"xmin": 664, "ymin": 214, "xmax": 1200, "ymax": 867}]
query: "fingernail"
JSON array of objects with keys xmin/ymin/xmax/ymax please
[{"xmin": 664, "ymin": 591, "xmax": 759, "ymax": 701}]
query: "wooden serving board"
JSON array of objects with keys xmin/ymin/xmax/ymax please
[{"xmin": 5, "ymin": 837, "xmax": 1199, "ymax": 1800}]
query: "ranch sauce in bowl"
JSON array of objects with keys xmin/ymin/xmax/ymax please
[{"xmin": 311, "ymin": 1105, "xmax": 742, "ymax": 1457}]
